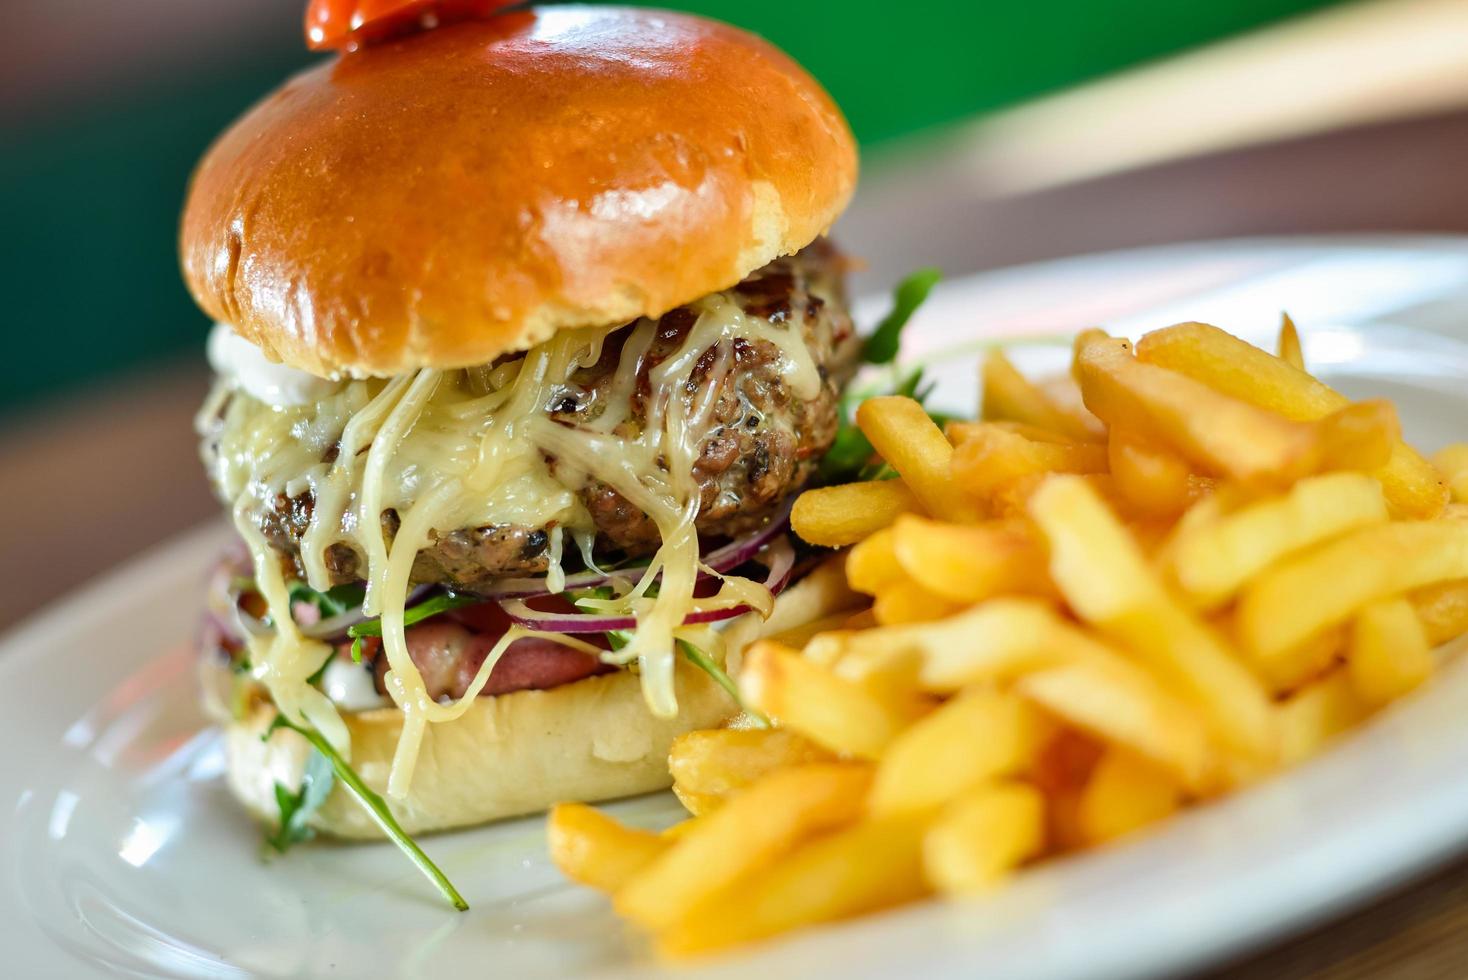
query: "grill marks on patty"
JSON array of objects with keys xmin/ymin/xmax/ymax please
[{"xmin": 240, "ymin": 241, "xmax": 855, "ymax": 590}]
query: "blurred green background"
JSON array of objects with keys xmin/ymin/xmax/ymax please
[{"xmin": 0, "ymin": 0, "xmax": 1340, "ymax": 418}]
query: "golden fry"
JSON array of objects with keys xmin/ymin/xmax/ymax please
[
  {"xmin": 982, "ymin": 349, "xmax": 1099, "ymax": 441},
  {"xmin": 1135, "ymin": 321, "xmax": 1446, "ymax": 517},
  {"xmin": 890, "ymin": 514, "xmax": 1054, "ymax": 604},
  {"xmin": 1255, "ymin": 626, "xmax": 1345, "ymax": 696},
  {"xmin": 1433, "ymin": 444, "xmax": 1468, "ymax": 503},
  {"xmin": 658, "ymin": 813, "xmax": 930, "ymax": 957},
  {"xmin": 615, "ymin": 763, "xmax": 873, "ymax": 931},
  {"xmin": 1164, "ymin": 472, "xmax": 1389, "ymax": 609},
  {"xmin": 1038, "ymin": 372, "xmax": 1107, "ymax": 440},
  {"xmin": 872, "ymin": 580, "xmax": 963, "ymax": 625},
  {"xmin": 1411, "ymin": 579, "xmax": 1468, "ymax": 646},
  {"xmin": 1073, "ymin": 330, "xmax": 1395, "ymax": 486},
  {"xmin": 1028, "ymin": 474, "xmax": 1276, "ymax": 760},
  {"xmin": 1279, "ymin": 671, "xmax": 1367, "ymax": 765},
  {"xmin": 923, "ymin": 783, "xmax": 1045, "ymax": 896},
  {"xmin": 740, "ymin": 641, "xmax": 919, "ymax": 759},
  {"xmin": 669, "ymin": 728, "xmax": 833, "ymax": 802},
  {"xmin": 950, "ymin": 422, "xmax": 1107, "ymax": 502},
  {"xmin": 857, "ymin": 396, "xmax": 982, "ymax": 523},
  {"xmin": 547, "ymin": 804, "xmax": 669, "ymax": 893},
  {"xmin": 822, "ymin": 597, "xmax": 1069, "ymax": 692},
  {"xmin": 1238, "ymin": 520, "xmax": 1468, "ymax": 662},
  {"xmin": 671, "ymin": 786, "xmax": 722, "ymax": 817},
  {"xmin": 1348, "ymin": 598, "xmax": 1434, "ymax": 708},
  {"xmin": 1108, "ymin": 429, "xmax": 1195, "ymax": 518},
  {"xmin": 846, "ymin": 526, "xmax": 904, "ymax": 596},
  {"xmin": 1277, "ymin": 313, "xmax": 1305, "ymax": 371},
  {"xmin": 869, "ymin": 690, "xmax": 1052, "ymax": 816},
  {"xmin": 1017, "ymin": 657, "xmax": 1213, "ymax": 793},
  {"xmin": 792, "ymin": 480, "xmax": 923, "ymax": 548},
  {"xmin": 1076, "ymin": 749, "xmax": 1182, "ymax": 845}
]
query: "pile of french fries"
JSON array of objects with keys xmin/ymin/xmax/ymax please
[{"xmin": 548, "ymin": 320, "xmax": 1468, "ymax": 957}]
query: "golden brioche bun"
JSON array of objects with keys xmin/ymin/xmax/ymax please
[
  {"xmin": 226, "ymin": 662, "xmax": 735, "ymax": 839},
  {"xmin": 180, "ymin": 6, "xmax": 858, "ymax": 379}
]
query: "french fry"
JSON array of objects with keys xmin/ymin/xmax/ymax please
[
  {"xmin": 1108, "ymin": 429, "xmax": 1195, "ymax": 518},
  {"xmin": 950, "ymin": 422, "xmax": 1107, "ymax": 502},
  {"xmin": 872, "ymin": 580, "xmax": 963, "ymax": 625},
  {"xmin": 1076, "ymin": 749, "xmax": 1183, "ymax": 845},
  {"xmin": 1411, "ymin": 579, "xmax": 1468, "ymax": 646},
  {"xmin": 1255, "ymin": 626, "xmax": 1345, "ymax": 696},
  {"xmin": 1028, "ymin": 474, "xmax": 1276, "ymax": 761},
  {"xmin": 658, "ymin": 812, "xmax": 930, "ymax": 957},
  {"xmin": 661, "ymin": 820, "xmax": 699, "ymax": 842},
  {"xmin": 1073, "ymin": 331, "xmax": 1396, "ymax": 486},
  {"xmin": 1348, "ymin": 599, "xmax": 1434, "ymax": 708},
  {"xmin": 857, "ymin": 396, "xmax": 982, "ymax": 523},
  {"xmin": 1017, "ymin": 657, "xmax": 1214, "ymax": 793},
  {"xmin": 1031, "ymin": 730, "xmax": 1104, "ymax": 852},
  {"xmin": 869, "ymin": 690, "xmax": 1052, "ymax": 816},
  {"xmin": 846, "ymin": 526, "xmax": 904, "ymax": 596},
  {"xmin": 1279, "ymin": 671, "xmax": 1367, "ymax": 765},
  {"xmin": 1164, "ymin": 472, "xmax": 1389, "ymax": 609},
  {"xmin": 669, "ymin": 729, "xmax": 834, "ymax": 805},
  {"xmin": 766, "ymin": 611, "xmax": 860, "ymax": 650},
  {"xmin": 614, "ymin": 763, "xmax": 873, "ymax": 931},
  {"xmin": 820, "ymin": 597, "xmax": 1070, "ymax": 692},
  {"xmin": 1277, "ymin": 313, "xmax": 1305, "ymax": 371},
  {"xmin": 965, "ymin": 419, "xmax": 1080, "ymax": 445},
  {"xmin": 792, "ymin": 480, "xmax": 923, "ymax": 547},
  {"xmin": 740, "ymin": 642, "xmax": 919, "ymax": 759},
  {"xmin": 1434, "ymin": 444, "xmax": 1468, "ymax": 503},
  {"xmin": 923, "ymin": 782, "xmax": 1045, "ymax": 896},
  {"xmin": 890, "ymin": 514, "xmax": 1055, "ymax": 604},
  {"xmin": 981, "ymin": 350, "xmax": 1099, "ymax": 441},
  {"xmin": 1038, "ymin": 372, "xmax": 1107, "ymax": 440},
  {"xmin": 671, "ymin": 786, "xmax": 723, "ymax": 817},
  {"xmin": 1237, "ymin": 520, "xmax": 1468, "ymax": 662},
  {"xmin": 547, "ymin": 804, "xmax": 670, "ymax": 893},
  {"xmin": 1135, "ymin": 321, "xmax": 1447, "ymax": 517}
]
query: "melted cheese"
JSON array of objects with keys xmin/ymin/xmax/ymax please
[{"xmin": 204, "ymin": 282, "xmax": 828, "ymax": 798}]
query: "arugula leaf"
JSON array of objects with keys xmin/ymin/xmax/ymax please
[
  {"xmin": 676, "ymin": 639, "xmax": 769, "ymax": 728},
  {"xmin": 288, "ymin": 581, "xmax": 367, "ymax": 619},
  {"xmin": 263, "ymin": 714, "xmax": 469, "ymax": 911},
  {"xmin": 820, "ymin": 367, "xmax": 939, "ymax": 484},
  {"xmin": 862, "ymin": 267, "xmax": 942, "ymax": 364},
  {"xmin": 264, "ymin": 746, "xmax": 334, "ymax": 854},
  {"xmin": 305, "ymin": 652, "xmax": 335, "ymax": 688},
  {"xmin": 348, "ymin": 592, "xmax": 481, "ymax": 662},
  {"xmin": 817, "ymin": 270, "xmax": 946, "ymax": 485}
]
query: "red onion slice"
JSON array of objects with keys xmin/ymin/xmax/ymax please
[
  {"xmin": 498, "ymin": 534, "xmax": 798, "ymax": 634},
  {"xmin": 468, "ymin": 500, "xmax": 793, "ymax": 600}
]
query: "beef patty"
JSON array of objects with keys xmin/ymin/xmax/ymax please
[{"xmin": 204, "ymin": 241, "xmax": 856, "ymax": 591}]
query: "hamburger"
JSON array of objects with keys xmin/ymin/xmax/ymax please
[{"xmin": 184, "ymin": 2, "xmax": 861, "ymax": 889}]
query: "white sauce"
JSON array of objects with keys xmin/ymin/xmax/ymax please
[
  {"xmin": 322, "ymin": 659, "xmax": 390, "ymax": 711},
  {"xmin": 207, "ymin": 323, "xmax": 340, "ymax": 408}
]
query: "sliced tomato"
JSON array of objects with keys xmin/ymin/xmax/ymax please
[{"xmin": 305, "ymin": 0, "xmax": 519, "ymax": 51}]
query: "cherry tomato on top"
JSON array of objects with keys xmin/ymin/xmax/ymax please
[{"xmin": 305, "ymin": 0, "xmax": 519, "ymax": 51}]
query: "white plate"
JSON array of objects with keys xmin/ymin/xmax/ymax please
[{"xmin": 7, "ymin": 236, "xmax": 1468, "ymax": 980}]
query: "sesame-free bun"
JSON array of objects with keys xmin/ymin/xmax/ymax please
[
  {"xmin": 180, "ymin": 6, "xmax": 858, "ymax": 379},
  {"xmin": 225, "ymin": 662, "xmax": 736, "ymax": 839}
]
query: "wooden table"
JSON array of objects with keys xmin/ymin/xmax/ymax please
[{"xmin": 7, "ymin": 107, "xmax": 1468, "ymax": 979}]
